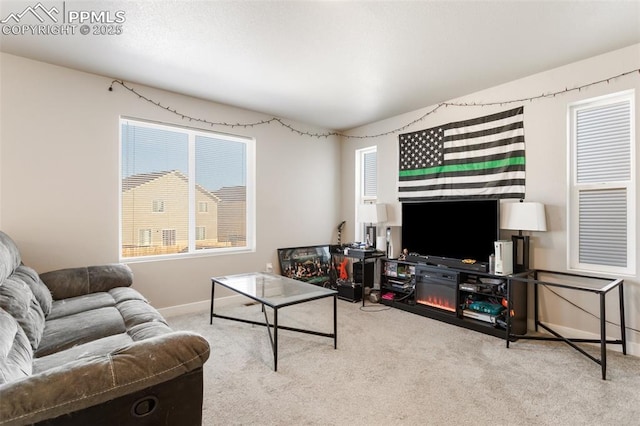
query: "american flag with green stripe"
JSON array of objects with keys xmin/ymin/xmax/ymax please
[{"xmin": 398, "ymin": 107, "xmax": 526, "ymax": 201}]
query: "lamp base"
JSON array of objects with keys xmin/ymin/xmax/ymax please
[
  {"xmin": 365, "ymin": 225, "xmax": 377, "ymax": 248},
  {"xmin": 511, "ymin": 234, "xmax": 530, "ymax": 273}
]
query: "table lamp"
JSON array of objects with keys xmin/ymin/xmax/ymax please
[
  {"xmin": 500, "ymin": 201, "xmax": 547, "ymax": 272},
  {"xmin": 357, "ymin": 203, "xmax": 387, "ymax": 249}
]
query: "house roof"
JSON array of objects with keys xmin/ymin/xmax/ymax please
[
  {"xmin": 122, "ymin": 170, "xmax": 221, "ymax": 202},
  {"xmin": 213, "ymin": 186, "xmax": 246, "ymax": 202},
  {"xmin": 122, "ymin": 171, "xmax": 173, "ymax": 192}
]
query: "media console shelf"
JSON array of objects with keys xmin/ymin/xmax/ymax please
[{"xmin": 380, "ymin": 258, "xmax": 528, "ymax": 339}]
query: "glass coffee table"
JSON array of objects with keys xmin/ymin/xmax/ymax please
[{"xmin": 210, "ymin": 272, "xmax": 338, "ymax": 371}]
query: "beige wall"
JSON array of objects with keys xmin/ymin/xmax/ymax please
[
  {"xmin": 341, "ymin": 44, "xmax": 640, "ymax": 356},
  {"xmin": 0, "ymin": 53, "xmax": 341, "ymax": 309}
]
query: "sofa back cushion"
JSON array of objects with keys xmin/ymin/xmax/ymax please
[
  {"xmin": 40, "ymin": 264, "xmax": 134, "ymax": 300},
  {"xmin": 0, "ymin": 307, "xmax": 33, "ymax": 384},
  {"xmin": 0, "ymin": 274, "xmax": 46, "ymax": 350},
  {"xmin": 0, "ymin": 231, "xmax": 21, "ymax": 284},
  {"xmin": 15, "ymin": 265, "xmax": 53, "ymax": 317}
]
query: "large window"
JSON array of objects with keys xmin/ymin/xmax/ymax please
[
  {"xmin": 120, "ymin": 118, "xmax": 255, "ymax": 260},
  {"xmin": 568, "ymin": 91, "xmax": 635, "ymax": 275}
]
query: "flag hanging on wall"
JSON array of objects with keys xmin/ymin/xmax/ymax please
[{"xmin": 397, "ymin": 106, "xmax": 525, "ymax": 202}]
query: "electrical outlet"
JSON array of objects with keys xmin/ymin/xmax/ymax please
[{"xmin": 266, "ymin": 263, "xmax": 273, "ymax": 273}]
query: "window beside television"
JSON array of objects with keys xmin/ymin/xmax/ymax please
[{"xmin": 401, "ymin": 199, "xmax": 499, "ymax": 264}]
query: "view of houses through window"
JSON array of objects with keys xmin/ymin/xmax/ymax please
[{"xmin": 120, "ymin": 118, "xmax": 254, "ymax": 259}]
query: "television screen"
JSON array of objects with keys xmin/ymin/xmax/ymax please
[{"xmin": 401, "ymin": 199, "xmax": 499, "ymax": 263}]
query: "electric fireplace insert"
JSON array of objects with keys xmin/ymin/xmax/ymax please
[{"xmin": 414, "ymin": 265, "xmax": 459, "ymax": 314}]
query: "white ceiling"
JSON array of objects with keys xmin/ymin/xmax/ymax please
[{"xmin": 1, "ymin": 1, "xmax": 640, "ymax": 131}]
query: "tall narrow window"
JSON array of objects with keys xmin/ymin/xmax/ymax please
[
  {"xmin": 361, "ymin": 147, "xmax": 378, "ymax": 201},
  {"xmin": 120, "ymin": 118, "xmax": 255, "ymax": 260},
  {"xmin": 355, "ymin": 146, "xmax": 378, "ymax": 241},
  {"xmin": 568, "ymin": 91, "xmax": 635, "ymax": 274}
]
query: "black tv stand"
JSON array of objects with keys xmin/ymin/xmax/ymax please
[
  {"xmin": 405, "ymin": 253, "xmax": 489, "ymax": 273},
  {"xmin": 380, "ymin": 258, "xmax": 528, "ymax": 339}
]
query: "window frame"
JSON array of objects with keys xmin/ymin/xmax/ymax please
[
  {"xmin": 567, "ymin": 90, "xmax": 636, "ymax": 275},
  {"xmin": 119, "ymin": 117, "xmax": 256, "ymax": 262},
  {"xmin": 355, "ymin": 146, "xmax": 378, "ymax": 241}
]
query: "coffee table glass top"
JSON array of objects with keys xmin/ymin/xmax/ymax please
[{"xmin": 211, "ymin": 272, "xmax": 337, "ymax": 307}]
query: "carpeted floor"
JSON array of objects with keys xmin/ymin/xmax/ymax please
[{"xmin": 168, "ymin": 298, "xmax": 640, "ymax": 425}]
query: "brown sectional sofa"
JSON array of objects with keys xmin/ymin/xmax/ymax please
[{"xmin": 0, "ymin": 231, "xmax": 210, "ymax": 425}]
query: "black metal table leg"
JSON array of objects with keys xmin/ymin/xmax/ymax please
[
  {"xmin": 333, "ymin": 294, "xmax": 337, "ymax": 349},
  {"xmin": 361, "ymin": 260, "xmax": 366, "ymax": 307},
  {"xmin": 506, "ymin": 278, "xmax": 512, "ymax": 348},
  {"xmin": 274, "ymin": 308, "xmax": 278, "ymax": 371},
  {"xmin": 619, "ymin": 283, "xmax": 627, "ymax": 355},
  {"xmin": 600, "ymin": 293, "xmax": 607, "ymax": 380},
  {"xmin": 534, "ymin": 278, "xmax": 539, "ymax": 332},
  {"xmin": 210, "ymin": 281, "xmax": 216, "ymax": 325}
]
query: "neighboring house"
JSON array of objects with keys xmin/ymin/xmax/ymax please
[
  {"xmin": 121, "ymin": 170, "xmax": 220, "ymax": 257},
  {"xmin": 213, "ymin": 186, "xmax": 246, "ymax": 246}
]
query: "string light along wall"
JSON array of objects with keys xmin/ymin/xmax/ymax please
[{"xmin": 108, "ymin": 68, "xmax": 640, "ymax": 140}]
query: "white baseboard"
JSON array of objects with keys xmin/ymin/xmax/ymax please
[
  {"xmin": 527, "ymin": 320, "xmax": 639, "ymax": 357},
  {"xmin": 158, "ymin": 294, "xmax": 243, "ymax": 318}
]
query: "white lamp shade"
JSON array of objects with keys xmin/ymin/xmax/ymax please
[
  {"xmin": 358, "ymin": 203, "xmax": 387, "ymax": 223},
  {"xmin": 500, "ymin": 202, "xmax": 547, "ymax": 232}
]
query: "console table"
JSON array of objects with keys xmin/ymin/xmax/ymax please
[{"xmin": 506, "ymin": 269, "xmax": 626, "ymax": 380}]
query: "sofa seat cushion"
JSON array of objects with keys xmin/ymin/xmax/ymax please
[
  {"xmin": 32, "ymin": 321, "xmax": 176, "ymax": 373},
  {"xmin": 32, "ymin": 333, "xmax": 133, "ymax": 373},
  {"xmin": 35, "ymin": 307, "xmax": 126, "ymax": 357},
  {"xmin": 118, "ymin": 299, "xmax": 167, "ymax": 330},
  {"xmin": 128, "ymin": 321, "xmax": 174, "ymax": 341}
]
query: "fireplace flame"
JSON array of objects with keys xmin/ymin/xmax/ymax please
[{"xmin": 417, "ymin": 295, "xmax": 456, "ymax": 312}]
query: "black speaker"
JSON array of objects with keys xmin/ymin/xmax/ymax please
[
  {"xmin": 337, "ymin": 281, "xmax": 362, "ymax": 303},
  {"xmin": 352, "ymin": 261, "xmax": 374, "ymax": 287}
]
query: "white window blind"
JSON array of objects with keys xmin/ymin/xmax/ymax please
[
  {"xmin": 569, "ymin": 91, "xmax": 635, "ymax": 274},
  {"xmin": 578, "ymin": 189, "xmax": 627, "ymax": 267},
  {"xmin": 576, "ymin": 101, "xmax": 631, "ymax": 183},
  {"xmin": 362, "ymin": 150, "xmax": 377, "ymax": 198},
  {"xmin": 120, "ymin": 118, "xmax": 255, "ymax": 260}
]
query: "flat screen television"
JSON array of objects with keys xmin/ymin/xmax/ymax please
[{"xmin": 401, "ymin": 199, "xmax": 499, "ymax": 263}]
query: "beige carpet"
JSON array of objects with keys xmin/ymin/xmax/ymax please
[{"xmin": 168, "ymin": 298, "xmax": 640, "ymax": 425}]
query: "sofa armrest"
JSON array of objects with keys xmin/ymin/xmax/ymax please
[
  {"xmin": 39, "ymin": 264, "xmax": 133, "ymax": 300},
  {"xmin": 0, "ymin": 331, "xmax": 210, "ymax": 426}
]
